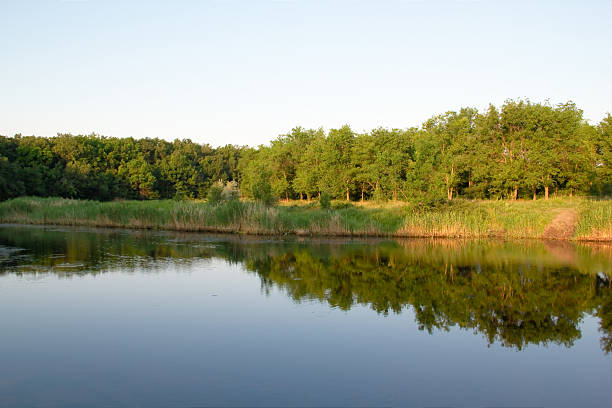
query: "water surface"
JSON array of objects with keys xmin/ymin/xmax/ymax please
[{"xmin": 0, "ymin": 225, "xmax": 610, "ymax": 407}]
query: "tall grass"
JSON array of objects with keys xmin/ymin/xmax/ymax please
[
  {"xmin": 0, "ymin": 196, "xmax": 609, "ymax": 240},
  {"xmin": 575, "ymin": 199, "xmax": 612, "ymax": 241}
]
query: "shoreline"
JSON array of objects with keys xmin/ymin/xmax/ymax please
[
  {"xmin": 0, "ymin": 219, "xmax": 610, "ymax": 243},
  {"xmin": 1, "ymin": 196, "xmax": 610, "ymax": 242}
]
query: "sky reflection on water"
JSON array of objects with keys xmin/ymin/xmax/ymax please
[{"xmin": 0, "ymin": 225, "xmax": 610, "ymax": 407}]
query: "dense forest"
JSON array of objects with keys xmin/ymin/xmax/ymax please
[{"xmin": 1, "ymin": 99, "xmax": 611, "ymax": 203}]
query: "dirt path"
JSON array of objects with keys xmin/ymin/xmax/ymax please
[{"xmin": 541, "ymin": 208, "xmax": 579, "ymax": 240}]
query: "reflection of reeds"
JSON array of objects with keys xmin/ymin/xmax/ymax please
[
  {"xmin": 395, "ymin": 238, "xmax": 612, "ymax": 277},
  {"xmin": 2, "ymin": 223, "xmax": 611, "ymax": 280},
  {"xmin": 579, "ymin": 242, "xmax": 612, "ymax": 257},
  {"xmin": 0, "ymin": 196, "xmax": 611, "ymax": 242}
]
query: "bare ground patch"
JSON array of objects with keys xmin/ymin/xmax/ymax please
[{"xmin": 542, "ymin": 208, "xmax": 578, "ymax": 240}]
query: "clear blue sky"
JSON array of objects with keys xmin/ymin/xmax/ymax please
[{"xmin": 1, "ymin": 0, "xmax": 611, "ymax": 147}]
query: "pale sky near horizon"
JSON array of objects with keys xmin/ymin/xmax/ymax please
[{"xmin": 1, "ymin": 0, "xmax": 611, "ymax": 147}]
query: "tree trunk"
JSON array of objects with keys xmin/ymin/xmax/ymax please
[
  {"xmin": 300, "ymin": 192, "xmax": 303, "ymax": 201},
  {"xmin": 532, "ymin": 187, "xmax": 536, "ymax": 201},
  {"xmin": 306, "ymin": 192, "xmax": 311, "ymax": 201},
  {"xmin": 513, "ymin": 185, "xmax": 518, "ymax": 200},
  {"xmin": 361, "ymin": 184, "xmax": 365, "ymax": 202},
  {"xmin": 545, "ymin": 186, "xmax": 549, "ymax": 200},
  {"xmin": 346, "ymin": 187, "xmax": 349, "ymax": 201},
  {"xmin": 447, "ymin": 187, "xmax": 453, "ymax": 200}
]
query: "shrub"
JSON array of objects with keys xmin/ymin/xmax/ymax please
[
  {"xmin": 221, "ymin": 180, "xmax": 240, "ymax": 201},
  {"xmin": 173, "ymin": 190, "xmax": 187, "ymax": 201},
  {"xmin": 320, "ymin": 192, "xmax": 331, "ymax": 209},
  {"xmin": 252, "ymin": 178, "xmax": 276, "ymax": 206},
  {"xmin": 207, "ymin": 181, "xmax": 224, "ymax": 204}
]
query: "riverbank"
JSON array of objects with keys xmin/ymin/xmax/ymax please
[{"xmin": 0, "ymin": 196, "xmax": 610, "ymax": 241}]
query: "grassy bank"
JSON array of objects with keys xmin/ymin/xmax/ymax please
[{"xmin": 0, "ymin": 196, "xmax": 610, "ymax": 241}]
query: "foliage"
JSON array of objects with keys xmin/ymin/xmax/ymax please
[
  {"xmin": 207, "ymin": 181, "xmax": 224, "ymax": 204},
  {"xmin": 319, "ymin": 192, "xmax": 331, "ymax": 209},
  {"xmin": 251, "ymin": 176, "xmax": 276, "ymax": 206},
  {"xmin": 235, "ymin": 100, "xmax": 608, "ymax": 202},
  {"xmin": 0, "ymin": 134, "xmax": 243, "ymax": 201},
  {"xmin": 0, "ymin": 99, "xmax": 610, "ymax": 203}
]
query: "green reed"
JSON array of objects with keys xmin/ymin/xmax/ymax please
[{"xmin": 0, "ymin": 196, "xmax": 609, "ymax": 240}]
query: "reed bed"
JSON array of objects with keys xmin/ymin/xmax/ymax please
[
  {"xmin": 575, "ymin": 200, "xmax": 612, "ymax": 241},
  {"xmin": 0, "ymin": 196, "xmax": 610, "ymax": 241}
]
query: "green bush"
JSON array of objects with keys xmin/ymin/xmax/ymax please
[
  {"xmin": 320, "ymin": 192, "xmax": 331, "ymax": 209},
  {"xmin": 252, "ymin": 178, "xmax": 276, "ymax": 206},
  {"xmin": 207, "ymin": 181, "xmax": 224, "ymax": 204}
]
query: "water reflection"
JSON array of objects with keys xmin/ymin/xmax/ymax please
[{"xmin": 0, "ymin": 224, "xmax": 610, "ymax": 353}]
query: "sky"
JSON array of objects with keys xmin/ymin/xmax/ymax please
[{"xmin": 1, "ymin": 0, "xmax": 611, "ymax": 147}]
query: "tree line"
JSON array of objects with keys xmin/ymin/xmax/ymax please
[
  {"xmin": 0, "ymin": 134, "xmax": 242, "ymax": 201},
  {"xmin": 1, "ymin": 99, "xmax": 611, "ymax": 202}
]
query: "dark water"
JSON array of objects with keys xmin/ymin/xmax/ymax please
[{"xmin": 0, "ymin": 225, "xmax": 610, "ymax": 408}]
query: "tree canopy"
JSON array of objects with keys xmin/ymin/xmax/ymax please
[{"xmin": 1, "ymin": 99, "xmax": 610, "ymax": 202}]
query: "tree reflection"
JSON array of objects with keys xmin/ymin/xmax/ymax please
[{"xmin": 0, "ymin": 226, "xmax": 610, "ymax": 353}]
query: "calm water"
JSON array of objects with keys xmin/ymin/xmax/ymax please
[{"xmin": 0, "ymin": 225, "xmax": 610, "ymax": 407}]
